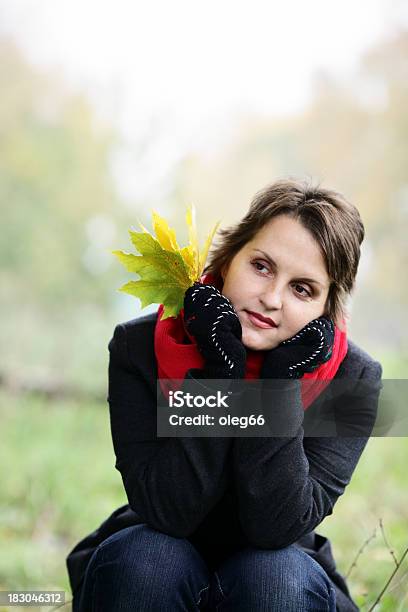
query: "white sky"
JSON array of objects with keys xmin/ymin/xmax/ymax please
[{"xmin": 1, "ymin": 0, "xmax": 405, "ymax": 202}]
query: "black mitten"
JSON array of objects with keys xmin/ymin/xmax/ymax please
[
  {"xmin": 260, "ymin": 316, "xmax": 335, "ymax": 380},
  {"xmin": 183, "ymin": 282, "xmax": 247, "ymax": 379}
]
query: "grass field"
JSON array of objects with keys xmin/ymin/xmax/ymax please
[{"xmin": 0, "ymin": 388, "xmax": 407, "ymax": 611}]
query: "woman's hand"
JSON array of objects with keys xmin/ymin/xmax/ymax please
[
  {"xmin": 183, "ymin": 282, "xmax": 247, "ymax": 378},
  {"xmin": 260, "ymin": 316, "xmax": 335, "ymax": 380}
]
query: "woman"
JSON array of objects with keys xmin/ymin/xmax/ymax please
[{"xmin": 66, "ymin": 178, "xmax": 382, "ymax": 611}]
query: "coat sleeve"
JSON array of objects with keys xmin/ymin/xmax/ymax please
[
  {"xmin": 107, "ymin": 322, "xmax": 235, "ymax": 539},
  {"xmin": 232, "ymin": 361, "xmax": 383, "ymax": 549}
]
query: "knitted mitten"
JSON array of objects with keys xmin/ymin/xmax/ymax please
[
  {"xmin": 261, "ymin": 316, "xmax": 335, "ymax": 380},
  {"xmin": 183, "ymin": 282, "xmax": 247, "ymax": 379}
]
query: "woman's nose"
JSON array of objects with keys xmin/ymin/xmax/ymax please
[{"xmin": 259, "ymin": 285, "xmax": 283, "ymax": 311}]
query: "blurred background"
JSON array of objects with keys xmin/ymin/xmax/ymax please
[{"xmin": 1, "ymin": 1, "xmax": 407, "ymax": 610}]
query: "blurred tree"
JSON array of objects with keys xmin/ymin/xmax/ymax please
[
  {"xmin": 0, "ymin": 38, "xmax": 132, "ymax": 393},
  {"xmin": 0, "ymin": 37, "xmax": 124, "ymax": 308}
]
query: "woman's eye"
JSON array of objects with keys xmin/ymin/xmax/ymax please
[
  {"xmin": 252, "ymin": 261, "xmax": 269, "ymax": 274},
  {"xmin": 294, "ymin": 284, "xmax": 311, "ymax": 297}
]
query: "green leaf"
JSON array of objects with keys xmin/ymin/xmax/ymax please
[{"xmin": 113, "ymin": 206, "xmax": 220, "ymax": 318}]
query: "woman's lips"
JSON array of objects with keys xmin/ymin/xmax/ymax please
[{"xmin": 246, "ymin": 311, "xmax": 277, "ymax": 329}]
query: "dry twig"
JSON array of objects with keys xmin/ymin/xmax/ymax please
[
  {"xmin": 345, "ymin": 526, "xmax": 377, "ymax": 579},
  {"xmin": 367, "ymin": 544, "xmax": 408, "ymax": 611},
  {"xmin": 379, "ymin": 517, "xmax": 399, "ymax": 567}
]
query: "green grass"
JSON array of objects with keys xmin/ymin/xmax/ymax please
[
  {"xmin": 0, "ymin": 389, "xmax": 126, "ymax": 612},
  {"xmin": 0, "ymin": 389, "xmax": 407, "ymax": 611},
  {"xmin": 319, "ymin": 436, "xmax": 408, "ymax": 610}
]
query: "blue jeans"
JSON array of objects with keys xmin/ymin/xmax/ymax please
[{"xmin": 74, "ymin": 524, "xmax": 337, "ymax": 611}]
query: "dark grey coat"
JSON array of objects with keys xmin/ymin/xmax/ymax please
[{"xmin": 66, "ymin": 311, "xmax": 383, "ymax": 611}]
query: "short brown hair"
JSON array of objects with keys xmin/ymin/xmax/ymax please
[{"xmin": 203, "ymin": 177, "xmax": 365, "ymax": 325}]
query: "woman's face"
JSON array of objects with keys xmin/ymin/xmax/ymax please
[{"xmin": 221, "ymin": 214, "xmax": 331, "ymax": 351}]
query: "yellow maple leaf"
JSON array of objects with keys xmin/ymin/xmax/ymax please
[
  {"xmin": 112, "ymin": 205, "xmax": 220, "ymax": 319},
  {"xmin": 152, "ymin": 211, "xmax": 180, "ymax": 252}
]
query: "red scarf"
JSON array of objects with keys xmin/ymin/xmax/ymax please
[{"xmin": 154, "ymin": 273, "xmax": 348, "ymax": 410}]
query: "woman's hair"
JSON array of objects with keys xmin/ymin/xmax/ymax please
[{"xmin": 203, "ymin": 177, "xmax": 365, "ymax": 325}]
